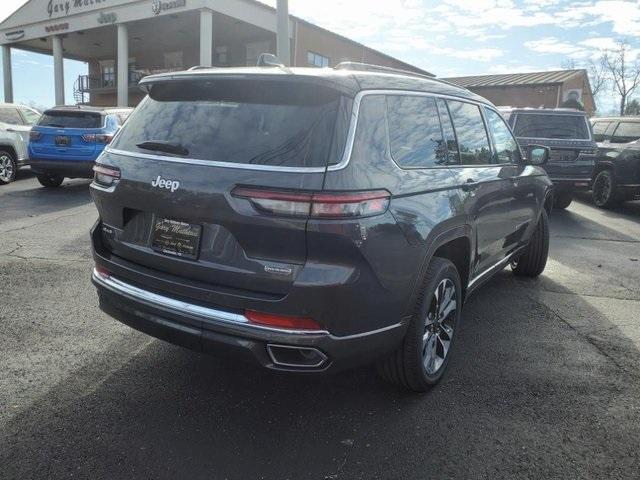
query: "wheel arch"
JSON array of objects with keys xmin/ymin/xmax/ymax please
[
  {"xmin": 404, "ymin": 225, "xmax": 474, "ymax": 319},
  {"xmin": 0, "ymin": 144, "xmax": 17, "ymax": 160}
]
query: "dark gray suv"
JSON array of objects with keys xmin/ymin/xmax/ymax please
[{"xmin": 90, "ymin": 63, "xmax": 553, "ymax": 391}]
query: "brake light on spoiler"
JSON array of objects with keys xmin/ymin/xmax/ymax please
[{"xmin": 232, "ymin": 187, "xmax": 390, "ymax": 219}]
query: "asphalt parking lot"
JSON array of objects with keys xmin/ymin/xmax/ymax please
[{"xmin": 1, "ymin": 171, "xmax": 640, "ymax": 480}]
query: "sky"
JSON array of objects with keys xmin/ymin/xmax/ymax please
[{"xmin": 1, "ymin": 0, "xmax": 639, "ymax": 112}]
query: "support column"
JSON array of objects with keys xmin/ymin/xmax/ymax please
[
  {"xmin": 199, "ymin": 9, "xmax": 213, "ymax": 67},
  {"xmin": 117, "ymin": 23, "xmax": 128, "ymax": 107},
  {"xmin": 276, "ymin": 0, "xmax": 290, "ymax": 66},
  {"xmin": 52, "ymin": 36, "xmax": 64, "ymax": 105},
  {"xmin": 2, "ymin": 45, "xmax": 13, "ymax": 103}
]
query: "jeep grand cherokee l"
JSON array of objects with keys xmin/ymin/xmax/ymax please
[
  {"xmin": 90, "ymin": 64, "xmax": 553, "ymax": 391},
  {"xmin": 590, "ymin": 116, "xmax": 640, "ymax": 208},
  {"xmin": 501, "ymin": 107, "xmax": 596, "ymax": 210}
]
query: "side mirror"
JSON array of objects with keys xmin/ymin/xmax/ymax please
[{"xmin": 525, "ymin": 145, "xmax": 550, "ymax": 165}]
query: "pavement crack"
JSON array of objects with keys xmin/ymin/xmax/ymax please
[
  {"xmin": 0, "ymin": 209, "xmax": 94, "ymax": 236},
  {"xmin": 551, "ymin": 235, "xmax": 640, "ymax": 244},
  {"xmin": 528, "ymin": 292, "xmax": 640, "ymax": 379}
]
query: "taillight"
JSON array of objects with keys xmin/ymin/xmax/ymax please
[
  {"xmin": 93, "ymin": 164, "xmax": 120, "ymax": 187},
  {"xmin": 82, "ymin": 133, "xmax": 114, "ymax": 144},
  {"xmin": 29, "ymin": 131, "xmax": 41, "ymax": 141},
  {"xmin": 245, "ymin": 310, "xmax": 324, "ymax": 331},
  {"xmin": 232, "ymin": 187, "xmax": 390, "ymax": 218}
]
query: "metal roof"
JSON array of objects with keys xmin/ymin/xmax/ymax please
[{"xmin": 442, "ymin": 69, "xmax": 585, "ymax": 88}]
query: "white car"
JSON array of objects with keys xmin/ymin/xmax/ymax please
[{"xmin": 0, "ymin": 103, "xmax": 41, "ymax": 185}]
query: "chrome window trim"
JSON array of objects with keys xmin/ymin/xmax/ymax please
[{"xmin": 104, "ymin": 89, "xmax": 491, "ymax": 173}]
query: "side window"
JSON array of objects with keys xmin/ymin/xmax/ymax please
[
  {"xmin": 611, "ymin": 122, "xmax": 640, "ymax": 144},
  {"xmin": 386, "ymin": 95, "xmax": 446, "ymax": 168},
  {"xmin": 436, "ymin": 99, "xmax": 459, "ymax": 165},
  {"xmin": 485, "ymin": 108, "xmax": 521, "ymax": 164},
  {"xmin": 591, "ymin": 121, "xmax": 611, "ymax": 142},
  {"xmin": 0, "ymin": 107, "xmax": 24, "ymax": 125},
  {"xmin": 19, "ymin": 108, "xmax": 41, "ymax": 126},
  {"xmin": 447, "ymin": 100, "xmax": 492, "ymax": 165}
]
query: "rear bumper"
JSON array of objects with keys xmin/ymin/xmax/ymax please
[
  {"xmin": 30, "ymin": 159, "xmax": 94, "ymax": 178},
  {"xmin": 547, "ymin": 177, "xmax": 592, "ymax": 191},
  {"xmin": 92, "ymin": 267, "xmax": 405, "ymax": 373}
]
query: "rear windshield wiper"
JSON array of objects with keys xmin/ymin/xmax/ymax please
[
  {"xmin": 43, "ymin": 123, "xmax": 65, "ymax": 128},
  {"xmin": 136, "ymin": 140, "xmax": 189, "ymax": 156}
]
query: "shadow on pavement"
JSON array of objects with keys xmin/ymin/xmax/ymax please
[{"xmin": 1, "ymin": 270, "xmax": 639, "ymax": 480}]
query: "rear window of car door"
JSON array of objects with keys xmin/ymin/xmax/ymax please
[
  {"xmin": 0, "ymin": 107, "xmax": 25, "ymax": 125},
  {"xmin": 447, "ymin": 100, "xmax": 492, "ymax": 165},
  {"xmin": 386, "ymin": 95, "xmax": 446, "ymax": 168},
  {"xmin": 611, "ymin": 122, "xmax": 640, "ymax": 144},
  {"xmin": 484, "ymin": 107, "xmax": 521, "ymax": 164},
  {"xmin": 592, "ymin": 121, "xmax": 613, "ymax": 142}
]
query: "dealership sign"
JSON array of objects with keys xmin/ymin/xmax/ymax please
[
  {"xmin": 47, "ymin": 0, "xmax": 111, "ymax": 19},
  {"xmin": 152, "ymin": 0, "xmax": 186, "ymax": 16}
]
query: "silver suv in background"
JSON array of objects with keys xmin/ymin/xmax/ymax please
[{"xmin": 0, "ymin": 103, "xmax": 41, "ymax": 185}]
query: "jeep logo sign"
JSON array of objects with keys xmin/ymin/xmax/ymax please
[
  {"xmin": 152, "ymin": 0, "xmax": 186, "ymax": 16},
  {"xmin": 151, "ymin": 175, "xmax": 180, "ymax": 192}
]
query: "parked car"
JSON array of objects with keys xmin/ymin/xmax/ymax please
[
  {"xmin": 28, "ymin": 106, "xmax": 132, "ymax": 188},
  {"xmin": 500, "ymin": 107, "xmax": 597, "ymax": 209},
  {"xmin": 90, "ymin": 64, "xmax": 553, "ymax": 391},
  {"xmin": 0, "ymin": 103, "xmax": 41, "ymax": 185},
  {"xmin": 590, "ymin": 116, "xmax": 640, "ymax": 208}
]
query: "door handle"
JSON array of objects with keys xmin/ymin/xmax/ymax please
[
  {"xmin": 461, "ymin": 179, "xmax": 480, "ymax": 192},
  {"xmin": 5, "ymin": 128, "xmax": 16, "ymax": 132}
]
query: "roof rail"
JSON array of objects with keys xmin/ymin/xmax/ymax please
[
  {"xmin": 334, "ymin": 61, "xmax": 435, "ymax": 80},
  {"xmin": 188, "ymin": 65, "xmax": 216, "ymax": 71}
]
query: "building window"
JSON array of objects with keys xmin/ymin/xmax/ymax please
[
  {"xmin": 100, "ymin": 62, "xmax": 115, "ymax": 88},
  {"xmin": 307, "ymin": 51, "xmax": 329, "ymax": 68},
  {"xmin": 216, "ymin": 46, "xmax": 228, "ymax": 66}
]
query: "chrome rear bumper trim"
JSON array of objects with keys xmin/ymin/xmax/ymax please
[{"xmin": 92, "ymin": 268, "xmax": 329, "ymax": 336}]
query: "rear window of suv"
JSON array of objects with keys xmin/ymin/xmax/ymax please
[
  {"xmin": 514, "ymin": 113, "xmax": 590, "ymax": 140},
  {"xmin": 38, "ymin": 111, "xmax": 103, "ymax": 129},
  {"xmin": 111, "ymin": 79, "xmax": 351, "ymax": 168}
]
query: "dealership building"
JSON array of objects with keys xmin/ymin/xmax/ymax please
[
  {"xmin": 0, "ymin": 0, "xmax": 431, "ymax": 107},
  {"xmin": 443, "ymin": 69, "xmax": 596, "ymax": 115}
]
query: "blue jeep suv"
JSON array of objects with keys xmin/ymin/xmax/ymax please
[{"xmin": 28, "ymin": 106, "xmax": 132, "ymax": 187}]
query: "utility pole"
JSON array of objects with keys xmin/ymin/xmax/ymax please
[{"xmin": 276, "ymin": 0, "xmax": 290, "ymax": 66}]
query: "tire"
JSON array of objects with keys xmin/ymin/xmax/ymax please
[
  {"xmin": 553, "ymin": 191, "xmax": 573, "ymax": 210},
  {"xmin": 377, "ymin": 257, "xmax": 462, "ymax": 392},
  {"xmin": 511, "ymin": 209, "xmax": 549, "ymax": 277},
  {"xmin": 36, "ymin": 173, "xmax": 64, "ymax": 188},
  {"xmin": 592, "ymin": 169, "xmax": 621, "ymax": 208},
  {"xmin": 0, "ymin": 150, "xmax": 17, "ymax": 185}
]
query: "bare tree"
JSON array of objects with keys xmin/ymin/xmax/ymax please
[
  {"xmin": 587, "ymin": 59, "xmax": 607, "ymax": 99},
  {"xmin": 601, "ymin": 40, "xmax": 640, "ymax": 116}
]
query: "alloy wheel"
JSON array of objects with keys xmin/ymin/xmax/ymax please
[
  {"xmin": 422, "ymin": 278, "xmax": 457, "ymax": 375},
  {"xmin": 0, "ymin": 154, "xmax": 14, "ymax": 183},
  {"xmin": 594, "ymin": 173, "xmax": 612, "ymax": 205}
]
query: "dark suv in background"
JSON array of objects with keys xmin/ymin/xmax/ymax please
[
  {"xmin": 501, "ymin": 107, "xmax": 596, "ymax": 209},
  {"xmin": 590, "ymin": 116, "xmax": 640, "ymax": 208},
  {"xmin": 90, "ymin": 63, "xmax": 553, "ymax": 391}
]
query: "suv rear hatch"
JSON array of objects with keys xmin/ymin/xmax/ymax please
[
  {"xmin": 512, "ymin": 112, "xmax": 596, "ymax": 178},
  {"xmin": 93, "ymin": 75, "xmax": 353, "ymax": 298},
  {"xmin": 31, "ymin": 109, "xmax": 104, "ymax": 160}
]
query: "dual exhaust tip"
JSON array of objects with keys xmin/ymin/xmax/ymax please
[{"xmin": 267, "ymin": 344, "xmax": 329, "ymax": 369}]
